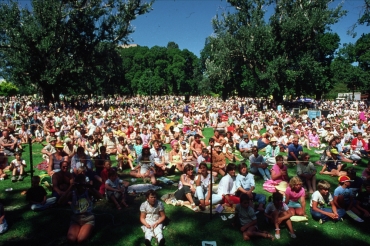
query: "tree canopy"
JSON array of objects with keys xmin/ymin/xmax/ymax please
[
  {"xmin": 0, "ymin": 0, "xmax": 153, "ymax": 103},
  {"xmin": 118, "ymin": 42, "xmax": 201, "ymax": 96},
  {"xmin": 200, "ymin": 0, "xmax": 346, "ymax": 101}
]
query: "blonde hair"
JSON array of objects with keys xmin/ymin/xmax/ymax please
[
  {"xmin": 289, "ymin": 176, "xmax": 303, "ymax": 188},
  {"xmin": 317, "ymin": 180, "xmax": 330, "ymax": 190}
]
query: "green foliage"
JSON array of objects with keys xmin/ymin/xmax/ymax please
[
  {"xmin": 331, "ymin": 35, "xmax": 370, "ymax": 94},
  {"xmin": 201, "ymin": 0, "xmax": 345, "ymax": 101},
  {"xmin": 118, "ymin": 44, "xmax": 201, "ymax": 96},
  {"xmin": 0, "ymin": 0, "xmax": 153, "ymax": 103},
  {"xmin": 0, "ymin": 81, "xmax": 18, "ymax": 96}
]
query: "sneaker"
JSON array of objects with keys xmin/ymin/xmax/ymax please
[
  {"xmin": 274, "ymin": 233, "xmax": 280, "ymax": 239},
  {"xmin": 11, "ymin": 176, "xmax": 17, "ymax": 182},
  {"xmin": 0, "ymin": 178, "xmax": 4, "ymax": 181},
  {"xmin": 18, "ymin": 175, "xmax": 23, "ymax": 181},
  {"xmin": 319, "ymin": 219, "xmax": 323, "ymax": 224},
  {"xmin": 340, "ymin": 218, "xmax": 344, "ymax": 222},
  {"xmin": 290, "ymin": 233, "xmax": 297, "ymax": 238}
]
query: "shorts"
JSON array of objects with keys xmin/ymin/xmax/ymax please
[
  {"xmin": 288, "ymin": 200, "xmax": 302, "ymax": 208},
  {"xmin": 70, "ymin": 214, "xmax": 95, "ymax": 226}
]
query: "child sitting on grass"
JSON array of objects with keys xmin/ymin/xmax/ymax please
[
  {"xmin": 26, "ymin": 176, "xmax": 56, "ymax": 211},
  {"xmin": 10, "ymin": 152, "xmax": 26, "ymax": 182},
  {"xmin": 118, "ymin": 149, "xmax": 134, "ymax": 170},
  {"xmin": 140, "ymin": 189, "xmax": 166, "ymax": 246},
  {"xmin": 265, "ymin": 192, "xmax": 296, "ymax": 240},
  {"xmin": 235, "ymin": 193, "xmax": 274, "ymax": 241},
  {"xmin": 333, "ymin": 176, "xmax": 360, "ymax": 215},
  {"xmin": 105, "ymin": 169, "xmax": 129, "ymax": 210},
  {"xmin": 310, "ymin": 180, "xmax": 345, "ymax": 224}
]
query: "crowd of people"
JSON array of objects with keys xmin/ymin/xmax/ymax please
[{"xmin": 0, "ymin": 95, "xmax": 369, "ymax": 244}]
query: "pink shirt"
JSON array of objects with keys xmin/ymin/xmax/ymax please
[
  {"xmin": 285, "ymin": 186, "xmax": 305, "ymax": 202},
  {"xmin": 271, "ymin": 164, "xmax": 288, "ymax": 182}
]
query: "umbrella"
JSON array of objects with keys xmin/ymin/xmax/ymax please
[{"xmin": 296, "ymin": 98, "xmax": 313, "ymax": 103}]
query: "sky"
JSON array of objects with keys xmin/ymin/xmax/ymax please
[{"xmin": 129, "ymin": 0, "xmax": 369, "ymax": 56}]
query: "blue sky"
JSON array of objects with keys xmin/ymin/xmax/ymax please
[{"xmin": 130, "ymin": 0, "xmax": 369, "ymax": 56}]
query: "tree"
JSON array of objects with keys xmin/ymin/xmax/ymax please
[
  {"xmin": 118, "ymin": 44, "xmax": 201, "ymax": 96},
  {"xmin": 0, "ymin": 0, "xmax": 153, "ymax": 103},
  {"xmin": 0, "ymin": 82, "xmax": 18, "ymax": 96},
  {"xmin": 203, "ymin": 0, "xmax": 345, "ymax": 101}
]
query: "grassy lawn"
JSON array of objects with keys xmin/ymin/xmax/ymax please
[{"xmin": 0, "ymin": 128, "xmax": 369, "ymax": 246}]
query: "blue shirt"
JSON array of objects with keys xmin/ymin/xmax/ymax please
[
  {"xmin": 235, "ymin": 173, "xmax": 255, "ymax": 190},
  {"xmin": 288, "ymin": 143, "xmax": 303, "ymax": 159},
  {"xmin": 334, "ymin": 186, "xmax": 352, "ymax": 204},
  {"xmin": 239, "ymin": 140, "xmax": 253, "ymax": 151}
]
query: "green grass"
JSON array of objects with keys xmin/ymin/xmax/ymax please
[{"xmin": 0, "ymin": 129, "xmax": 369, "ymax": 246}]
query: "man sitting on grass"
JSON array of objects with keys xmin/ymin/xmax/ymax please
[{"xmin": 26, "ymin": 176, "xmax": 56, "ymax": 211}]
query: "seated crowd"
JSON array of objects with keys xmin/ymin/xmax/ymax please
[{"xmin": 0, "ymin": 96, "xmax": 370, "ymax": 243}]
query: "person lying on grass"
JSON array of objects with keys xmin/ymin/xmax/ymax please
[
  {"xmin": 105, "ymin": 169, "xmax": 129, "ymax": 210},
  {"xmin": 140, "ymin": 189, "xmax": 166, "ymax": 246},
  {"xmin": 310, "ymin": 180, "xmax": 345, "ymax": 224},
  {"xmin": 59, "ymin": 174, "xmax": 103, "ymax": 244},
  {"xmin": 265, "ymin": 192, "xmax": 296, "ymax": 240},
  {"xmin": 235, "ymin": 193, "xmax": 274, "ymax": 241}
]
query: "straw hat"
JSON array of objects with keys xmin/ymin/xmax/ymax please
[
  {"xmin": 55, "ymin": 142, "xmax": 64, "ymax": 148},
  {"xmin": 270, "ymin": 137, "xmax": 278, "ymax": 142},
  {"xmin": 275, "ymin": 181, "xmax": 288, "ymax": 192}
]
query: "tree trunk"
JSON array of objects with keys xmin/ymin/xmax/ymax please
[{"xmin": 41, "ymin": 85, "xmax": 54, "ymax": 104}]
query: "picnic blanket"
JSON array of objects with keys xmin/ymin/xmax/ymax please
[
  {"xmin": 127, "ymin": 184, "xmax": 162, "ymax": 194},
  {"xmin": 161, "ymin": 192, "xmax": 235, "ymax": 213},
  {"xmin": 36, "ymin": 160, "xmax": 48, "ymax": 171}
]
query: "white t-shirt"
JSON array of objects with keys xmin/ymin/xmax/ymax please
[{"xmin": 310, "ymin": 190, "xmax": 333, "ymax": 208}]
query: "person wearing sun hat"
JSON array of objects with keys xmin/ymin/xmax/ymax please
[
  {"xmin": 334, "ymin": 175, "xmax": 363, "ymax": 220},
  {"xmin": 265, "ymin": 137, "xmax": 280, "ymax": 165},
  {"xmin": 211, "ymin": 142, "xmax": 226, "ymax": 177}
]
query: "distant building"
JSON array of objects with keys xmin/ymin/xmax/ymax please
[{"xmin": 119, "ymin": 44, "xmax": 138, "ymax": 48}]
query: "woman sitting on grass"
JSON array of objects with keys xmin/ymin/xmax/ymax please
[
  {"xmin": 235, "ymin": 194, "xmax": 274, "ymax": 241},
  {"xmin": 169, "ymin": 141, "xmax": 184, "ymax": 172},
  {"xmin": 195, "ymin": 162, "xmax": 221, "ymax": 210},
  {"xmin": 174, "ymin": 164, "xmax": 197, "ymax": 210},
  {"xmin": 285, "ymin": 176, "xmax": 306, "ymax": 216},
  {"xmin": 130, "ymin": 144, "xmax": 156, "ymax": 185},
  {"xmin": 270, "ymin": 155, "xmax": 289, "ymax": 183},
  {"xmin": 265, "ymin": 192, "xmax": 296, "ymax": 239},
  {"xmin": 59, "ymin": 174, "xmax": 103, "ymax": 244},
  {"xmin": 105, "ymin": 169, "xmax": 129, "ymax": 210}
]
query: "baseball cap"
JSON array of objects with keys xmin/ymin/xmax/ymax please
[{"xmin": 338, "ymin": 176, "xmax": 353, "ymax": 183}]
